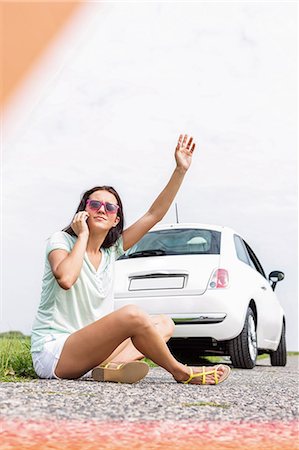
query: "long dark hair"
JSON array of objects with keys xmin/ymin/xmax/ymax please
[{"xmin": 63, "ymin": 186, "xmax": 124, "ymax": 249}]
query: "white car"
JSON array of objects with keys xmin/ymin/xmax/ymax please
[{"xmin": 115, "ymin": 223, "xmax": 286, "ymax": 369}]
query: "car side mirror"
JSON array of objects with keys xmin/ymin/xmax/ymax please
[{"xmin": 268, "ymin": 271, "xmax": 285, "ymax": 291}]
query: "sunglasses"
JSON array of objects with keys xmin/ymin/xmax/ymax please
[{"xmin": 86, "ymin": 199, "xmax": 119, "ymax": 215}]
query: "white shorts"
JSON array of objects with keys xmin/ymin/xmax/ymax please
[{"xmin": 31, "ymin": 334, "xmax": 92, "ymax": 380}]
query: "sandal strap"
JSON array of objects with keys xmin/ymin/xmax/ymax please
[
  {"xmin": 103, "ymin": 362, "xmax": 124, "ymax": 370},
  {"xmin": 183, "ymin": 367, "xmax": 194, "ymax": 384},
  {"xmin": 183, "ymin": 366, "xmax": 219, "ymax": 384}
]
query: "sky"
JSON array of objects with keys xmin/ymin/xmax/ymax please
[{"xmin": 2, "ymin": 2, "xmax": 298, "ymax": 350}]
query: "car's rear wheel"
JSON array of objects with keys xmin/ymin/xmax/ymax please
[
  {"xmin": 228, "ymin": 307, "xmax": 257, "ymax": 369},
  {"xmin": 270, "ymin": 321, "xmax": 287, "ymax": 366}
]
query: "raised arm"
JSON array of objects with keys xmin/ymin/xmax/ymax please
[{"xmin": 122, "ymin": 134, "xmax": 196, "ymax": 251}]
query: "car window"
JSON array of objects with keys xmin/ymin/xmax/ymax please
[
  {"xmin": 119, "ymin": 229, "xmax": 221, "ymax": 259},
  {"xmin": 234, "ymin": 235, "xmax": 251, "ymax": 265},
  {"xmin": 243, "ymin": 241, "xmax": 267, "ymax": 279}
]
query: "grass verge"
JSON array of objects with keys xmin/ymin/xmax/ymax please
[{"xmin": 0, "ymin": 333, "xmax": 37, "ymax": 382}]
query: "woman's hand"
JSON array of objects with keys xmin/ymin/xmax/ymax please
[
  {"xmin": 175, "ymin": 134, "xmax": 196, "ymax": 172},
  {"xmin": 71, "ymin": 211, "xmax": 90, "ymax": 237},
  {"xmin": 51, "ymin": 211, "xmax": 90, "ymax": 289}
]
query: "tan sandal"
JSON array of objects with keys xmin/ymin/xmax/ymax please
[
  {"xmin": 181, "ymin": 364, "xmax": 231, "ymax": 385},
  {"xmin": 92, "ymin": 361, "xmax": 149, "ymax": 384}
]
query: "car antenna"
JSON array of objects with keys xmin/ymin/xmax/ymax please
[{"xmin": 175, "ymin": 202, "xmax": 179, "ymax": 223}]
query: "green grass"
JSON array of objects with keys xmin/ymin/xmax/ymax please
[
  {"xmin": 0, "ymin": 333, "xmax": 37, "ymax": 382},
  {"xmin": 257, "ymin": 354, "xmax": 269, "ymax": 360},
  {"xmin": 142, "ymin": 357, "xmax": 158, "ymax": 367}
]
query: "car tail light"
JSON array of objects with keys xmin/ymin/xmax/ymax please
[{"xmin": 209, "ymin": 269, "xmax": 229, "ymax": 289}]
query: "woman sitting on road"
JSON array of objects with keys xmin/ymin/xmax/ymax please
[{"xmin": 31, "ymin": 134, "xmax": 231, "ymax": 385}]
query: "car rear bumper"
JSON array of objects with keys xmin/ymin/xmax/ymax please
[
  {"xmin": 114, "ymin": 290, "xmax": 246, "ymax": 341},
  {"xmin": 172, "ymin": 321, "xmax": 234, "ymax": 340}
]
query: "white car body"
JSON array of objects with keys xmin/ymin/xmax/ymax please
[{"xmin": 114, "ymin": 223, "xmax": 285, "ymax": 366}]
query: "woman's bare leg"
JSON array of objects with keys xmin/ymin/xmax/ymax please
[
  {"xmin": 101, "ymin": 314, "xmax": 175, "ymax": 365},
  {"xmin": 55, "ymin": 305, "xmax": 225, "ymax": 384}
]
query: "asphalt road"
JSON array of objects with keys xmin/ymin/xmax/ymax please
[
  {"xmin": 0, "ymin": 356, "xmax": 298, "ymax": 423},
  {"xmin": 1, "ymin": 356, "xmax": 298, "ymax": 449}
]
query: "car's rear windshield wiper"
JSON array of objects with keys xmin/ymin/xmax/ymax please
[{"xmin": 127, "ymin": 249, "xmax": 166, "ymax": 258}]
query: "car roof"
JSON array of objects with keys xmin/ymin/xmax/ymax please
[{"xmin": 150, "ymin": 223, "xmax": 237, "ymax": 234}]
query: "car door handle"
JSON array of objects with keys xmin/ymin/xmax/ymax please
[{"xmin": 260, "ymin": 286, "xmax": 267, "ymax": 291}]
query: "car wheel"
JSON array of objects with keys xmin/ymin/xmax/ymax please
[
  {"xmin": 270, "ymin": 321, "xmax": 287, "ymax": 366},
  {"xmin": 228, "ymin": 307, "xmax": 257, "ymax": 369}
]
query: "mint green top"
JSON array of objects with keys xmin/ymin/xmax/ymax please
[{"xmin": 31, "ymin": 231, "xmax": 124, "ymax": 352}]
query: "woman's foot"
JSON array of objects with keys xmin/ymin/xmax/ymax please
[{"xmin": 173, "ymin": 364, "xmax": 230, "ymax": 385}]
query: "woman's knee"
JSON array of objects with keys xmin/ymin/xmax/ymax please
[
  {"xmin": 160, "ymin": 314, "xmax": 175, "ymax": 338},
  {"xmin": 118, "ymin": 305, "xmax": 151, "ymax": 329}
]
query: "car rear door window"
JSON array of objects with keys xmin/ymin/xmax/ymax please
[
  {"xmin": 234, "ymin": 235, "xmax": 251, "ymax": 265},
  {"xmin": 243, "ymin": 241, "xmax": 267, "ymax": 279}
]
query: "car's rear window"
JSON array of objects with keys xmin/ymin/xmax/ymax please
[{"xmin": 119, "ymin": 228, "xmax": 221, "ymax": 259}]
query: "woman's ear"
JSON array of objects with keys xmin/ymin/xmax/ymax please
[{"xmin": 113, "ymin": 216, "xmax": 120, "ymax": 227}]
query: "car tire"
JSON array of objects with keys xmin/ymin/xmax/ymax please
[
  {"xmin": 228, "ymin": 307, "xmax": 257, "ymax": 369},
  {"xmin": 270, "ymin": 321, "xmax": 287, "ymax": 366}
]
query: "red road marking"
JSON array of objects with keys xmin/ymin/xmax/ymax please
[{"xmin": 0, "ymin": 419, "xmax": 298, "ymax": 449}]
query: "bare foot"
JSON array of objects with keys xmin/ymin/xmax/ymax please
[{"xmin": 173, "ymin": 364, "xmax": 229, "ymax": 385}]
